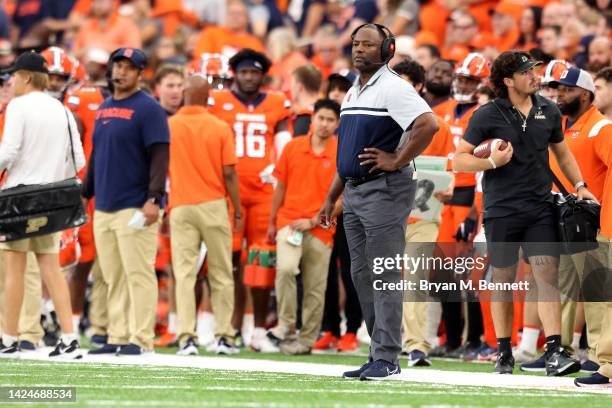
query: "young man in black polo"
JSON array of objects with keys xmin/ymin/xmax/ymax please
[{"xmin": 454, "ymin": 51, "xmax": 597, "ymax": 376}]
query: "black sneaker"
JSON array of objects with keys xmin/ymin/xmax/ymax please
[
  {"xmin": 574, "ymin": 372, "xmax": 612, "ymax": 388},
  {"xmin": 18, "ymin": 340, "xmax": 37, "ymax": 351},
  {"xmin": 88, "ymin": 343, "xmax": 123, "ymax": 355},
  {"xmin": 0, "ymin": 340, "xmax": 19, "ymax": 357},
  {"xmin": 49, "ymin": 339, "xmax": 83, "ymax": 360},
  {"xmin": 520, "ymin": 354, "xmax": 546, "ymax": 372},
  {"xmin": 545, "ymin": 347, "xmax": 580, "ymax": 377},
  {"xmin": 360, "ymin": 359, "xmax": 401, "ymax": 381},
  {"xmin": 90, "ymin": 335, "xmax": 108, "ymax": 348},
  {"xmin": 343, "ymin": 361, "xmax": 374, "ymax": 379},
  {"xmin": 580, "ymin": 360, "xmax": 600, "ymax": 373},
  {"xmin": 215, "ymin": 337, "xmax": 239, "ymax": 355},
  {"xmin": 407, "ymin": 350, "xmax": 431, "ymax": 367},
  {"xmin": 177, "ymin": 337, "xmax": 199, "ymax": 356},
  {"xmin": 117, "ymin": 343, "xmax": 146, "ymax": 356},
  {"xmin": 494, "ymin": 352, "xmax": 515, "ymax": 374},
  {"xmin": 429, "ymin": 345, "xmax": 447, "ymax": 357}
]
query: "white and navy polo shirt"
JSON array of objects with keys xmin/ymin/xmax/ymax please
[{"xmin": 337, "ymin": 65, "xmax": 431, "ymax": 179}]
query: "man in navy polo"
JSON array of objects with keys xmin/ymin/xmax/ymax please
[
  {"xmin": 319, "ymin": 24, "xmax": 438, "ymax": 380},
  {"xmin": 82, "ymin": 47, "xmax": 170, "ymax": 356}
]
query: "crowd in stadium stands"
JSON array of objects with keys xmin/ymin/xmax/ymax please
[{"xmin": 0, "ymin": 0, "xmax": 610, "ymax": 384}]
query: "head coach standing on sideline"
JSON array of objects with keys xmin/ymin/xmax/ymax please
[
  {"xmin": 319, "ymin": 23, "xmax": 438, "ymax": 380},
  {"xmin": 82, "ymin": 48, "xmax": 170, "ymax": 356}
]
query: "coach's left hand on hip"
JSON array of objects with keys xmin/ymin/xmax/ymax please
[{"xmin": 358, "ymin": 148, "xmax": 399, "ymax": 173}]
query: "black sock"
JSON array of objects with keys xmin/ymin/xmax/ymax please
[
  {"xmin": 545, "ymin": 335, "xmax": 561, "ymax": 353},
  {"xmin": 497, "ymin": 337, "xmax": 512, "ymax": 354}
]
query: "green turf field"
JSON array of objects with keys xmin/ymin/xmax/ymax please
[{"xmin": 3, "ymin": 350, "xmax": 611, "ymax": 408}]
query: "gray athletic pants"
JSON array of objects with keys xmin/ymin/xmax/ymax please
[{"xmin": 342, "ymin": 167, "xmax": 417, "ymax": 365}]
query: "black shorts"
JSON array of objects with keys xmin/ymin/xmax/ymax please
[{"xmin": 484, "ymin": 205, "xmax": 560, "ymax": 268}]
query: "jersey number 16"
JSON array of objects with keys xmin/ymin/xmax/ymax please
[{"xmin": 233, "ymin": 122, "xmax": 267, "ymax": 158}]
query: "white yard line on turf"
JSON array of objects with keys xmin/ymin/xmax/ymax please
[{"xmin": 12, "ymin": 348, "xmax": 612, "ymax": 396}]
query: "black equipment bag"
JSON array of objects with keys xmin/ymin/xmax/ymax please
[
  {"xmin": 0, "ymin": 107, "xmax": 86, "ymax": 242},
  {"xmin": 493, "ymin": 100, "xmax": 600, "ymax": 254}
]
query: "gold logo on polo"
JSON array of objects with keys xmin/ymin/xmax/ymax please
[{"xmin": 26, "ymin": 217, "xmax": 48, "ymax": 233}]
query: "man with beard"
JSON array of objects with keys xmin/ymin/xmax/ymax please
[
  {"xmin": 423, "ymin": 60, "xmax": 454, "ymax": 111},
  {"xmin": 587, "ymin": 37, "xmax": 611, "ymax": 75},
  {"xmin": 532, "ymin": 67, "xmax": 612, "ymax": 374},
  {"xmin": 455, "ymin": 51, "xmax": 596, "ymax": 375}
]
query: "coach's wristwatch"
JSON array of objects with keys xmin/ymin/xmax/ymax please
[{"xmin": 574, "ymin": 181, "xmax": 587, "ymax": 191}]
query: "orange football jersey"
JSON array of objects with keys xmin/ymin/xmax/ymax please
[
  {"xmin": 66, "ymin": 85, "xmax": 107, "ymax": 176},
  {"xmin": 208, "ymin": 90, "xmax": 291, "ymax": 184},
  {"xmin": 436, "ymin": 99, "xmax": 479, "ymax": 188}
]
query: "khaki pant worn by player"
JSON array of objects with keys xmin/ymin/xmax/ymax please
[
  {"xmin": 402, "ymin": 220, "xmax": 439, "ymax": 354},
  {"xmin": 559, "ymin": 234, "xmax": 608, "ymax": 362},
  {"xmin": 94, "ymin": 209, "xmax": 160, "ymax": 350},
  {"xmin": 275, "ymin": 226, "xmax": 332, "ymax": 348},
  {"xmin": 170, "ymin": 198, "xmax": 235, "ymax": 345},
  {"xmin": 0, "ymin": 251, "xmax": 44, "ymax": 344}
]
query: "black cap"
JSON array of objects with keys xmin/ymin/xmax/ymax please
[
  {"xmin": 2, "ymin": 51, "xmax": 48, "ymax": 75},
  {"xmin": 513, "ymin": 54, "xmax": 542, "ymax": 73}
]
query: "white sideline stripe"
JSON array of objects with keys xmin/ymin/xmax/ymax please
[{"xmin": 12, "ymin": 348, "xmax": 612, "ymax": 395}]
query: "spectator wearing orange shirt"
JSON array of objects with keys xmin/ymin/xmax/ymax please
[
  {"xmin": 267, "ymin": 99, "xmax": 340, "ymax": 355},
  {"xmin": 548, "ymin": 68, "xmax": 612, "ymax": 371},
  {"xmin": 310, "ymin": 26, "xmax": 341, "ymax": 82},
  {"xmin": 72, "ymin": 0, "xmax": 142, "ymax": 59},
  {"xmin": 491, "ymin": 1, "xmax": 522, "ymax": 52},
  {"xmin": 290, "ymin": 65, "xmax": 322, "ymax": 137},
  {"xmin": 168, "ymin": 75, "xmax": 242, "ymax": 356},
  {"xmin": 192, "ymin": 0, "xmax": 265, "ymax": 62},
  {"xmin": 267, "ymin": 27, "xmax": 309, "ymax": 94},
  {"xmin": 443, "ymin": 12, "xmax": 479, "ymax": 62},
  {"xmin": 516, "ymin": 6, "xmax": 542, "ymax": 52}
]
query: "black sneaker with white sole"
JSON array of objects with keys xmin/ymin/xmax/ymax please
[
  {"xmin": 0, "ymin": 340, "xmax": 19, "ymax": 357},
  {"xmin": 177, "ymin": 337, "xmax": 199, "ymax": 356},
  {"xmin": 494, "ymin": 352, "xmax": 515, "ymax": 374},
  {"xmin": 520, "ymin": 354, "xmax": 546, "ymax": 372},
  {"xmin": 545, "ymin": 347, "xmax": 580, "ymax": 377},
  {"xmin": 574, "ymin": 372, "xmax": 612, "ymax": 388},
  {"xmin": 343, "ymin": 361, "xmax": 374, "ymax": 379},
  {"xmin": 18, "ymin": 340, "xmax": 37, "ymax": 351},
  {"xmin": 215, "ymin": 337, "xmax": 239, "ymax": 355},
  {"xmin": 407, "ymin": 350, "xmax": 431, "ymax": 367},
  {"xmin": 360, "ymin": 360, "xmax": 401, "ymax": 381},
  {"xmin": 49, "ymin": 339, "xmax": 83, "ymax": 359}
]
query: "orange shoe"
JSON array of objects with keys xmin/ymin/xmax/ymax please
[
  {"xmin": 313, "ymin": 331, "xmax": 338, "ymax": 350},
  {"xmin": 154, "ymin": 332, "xmax": 177, "ymax": 347},
  {"xmin": 337, "ymin": 333, "xmax": 359, "ymax": 353}
]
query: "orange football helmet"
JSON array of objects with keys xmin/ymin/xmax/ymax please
[
  {"xmin": 41, "ymin": 47, "xmax": 75, "ymax": 78},
  {"xmin": 453, "ymin": 53, "xmax": 490, "ymax": 102},
  {"xmin": 455, "ymin": 52, "xmax": 491, "ymax": 79},
  {"xmin": 197, "ymin": 53, "xmax": 233, "ymax": 90},
  {"xmin": 540, "ymin": 59, "xmax": 571, "ymax": 86}
]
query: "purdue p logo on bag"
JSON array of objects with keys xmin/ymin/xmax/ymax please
[{"xmin": 26, "ymin": 216, "xmax": 48, "ymax": 233}]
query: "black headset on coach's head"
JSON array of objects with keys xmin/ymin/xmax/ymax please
[{"xmin": 350, "ymin": 23, "xmax": 396, "ymax": 63}]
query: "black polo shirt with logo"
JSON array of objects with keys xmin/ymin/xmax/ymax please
[{"xmin": 464, "ymin": 94, "xmax": 564, "ymax": 220}]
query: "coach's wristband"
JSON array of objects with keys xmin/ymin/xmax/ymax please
[{"xmin": 488, "ymin": 157, "xmax": 497, "ymax": 169}]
